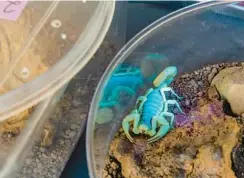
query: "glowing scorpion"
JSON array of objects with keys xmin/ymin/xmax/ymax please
[{"xmin": 122, "ymin": 66, "xmax": 184, "ymax": 143}]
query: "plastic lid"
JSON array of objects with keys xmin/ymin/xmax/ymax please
[{"xmin": 0, "ymin": 1, "xmax": 115, "ymax": 120}]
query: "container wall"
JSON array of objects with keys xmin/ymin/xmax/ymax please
[{"xmin": 88, "ymin": 1, "xmax": 244, "ymax": 177}]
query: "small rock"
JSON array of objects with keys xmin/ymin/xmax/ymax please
[
  {"xmin": 37, "ymin": 163, "xmax": 43, "ymax": 169},
  {"xmin": 197, "ymin": 91, "xmax": 203, "ymax": 97},
  {"xmin": 106, "ymin": 175, "xmax": 112, "ymax": 178},
  {"xmin": 213, "ymin": 148, "xmax": 222, "ymax": 161},
  {"xmin": 185, "ymin": 100, "xmax": 190, "ymax": 106},
  {"xmin": 208, "ymin": 87, "xmax": 219, "ymax": 100},
  {"xmin": 33, "ymin": 168, "xmax": 38, "ymax": 173},
  {"xmin": 72, "ymin": 99, "xmax": 82, "ymax": 107},
  {"xmin": 208, "ymin": 73, "xmax": 215, "ymax": 83},
  {"xmin": 65, "ymin": 130, "xmax": 70, "ymax": 136},
  {"xmin": 60, "ymin": 140, "xmax": 65, "ymax": 145},
  {"xmin": 42, "ymin": 153, "xmax": 48, "ymax": 158},
  {"xmin": 197, "ymin": 81, "xmax": 204, "ymax": 86},
  {"xmin": 39, "ymin": 147, "xmax": 46, "ymax": 153},
  {"xmin": 25, "ymin": 158, "xmax": 32, "ymax": 165},
  {"xmin": 208, "ymin": 68, "xmax": 218, "ymax": 82},
  {"xmin": 111, "ymin": 162, "xmax": 118, "ymax": 170},
  {"xmin": 206, "ymin": 66, "xmax": 211, "ymax": 71},
  {"xmin": 51, "ymin": 153, "xmax": 57, "ymax": 159},
  {"xmin": 103, "ymin": 170, "xmax": 108, "ymax": 177},
  {"xmin": 191, "ymin": 98, "xmax": 198, "ymax": 107},
  {"xmin": 80, "ymin": 113, "xmax": 87, "ymax": 120},
  {"xmin": 189, "ymin": 80, "xmax": 198, "ymax": 89},
  {"xmin": 182, "ymin": 74, "xmax": 190, "ymax": 79},
  {"xmin": 58, "ymin": 156, "xmax": 63, "ymax": 162},
  {"xmin": 113, "ymin": 171, "xmax": 116, "ymax": 176},
  {"xmin": 70, "ymin": 124, "xmax": 78, "ymax": 130},
  {"xmin": 212, "ymin": 68, "xmax": 218, "ymax": 74},
  {"xmin": 51, "ymin": 168, "xmax": 57, "ymax": 174},
  {"xmin": 109, "ymin": 168, "xmax": 113, "ymax": 174},
  {"xmin": 69, "ymin": 131, "xmax": 76, "ymax": 138}
]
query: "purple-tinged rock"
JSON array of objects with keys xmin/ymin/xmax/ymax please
[{"xmin": 175, "ymin": 100, "xmax": 224, "ymax": 128}]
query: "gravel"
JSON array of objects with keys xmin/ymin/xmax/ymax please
[{"xmin": 16, "ymin": 35, "xmax": 120, "ymax": 178}]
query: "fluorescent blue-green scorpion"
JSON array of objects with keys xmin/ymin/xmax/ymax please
[{"xmin": 122, "ymin": 66, "xmax": 184, "ymax": 143}]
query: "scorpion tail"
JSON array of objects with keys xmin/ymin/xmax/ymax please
[{"xmin": 153, "ymin": 66, "xmax": 177, "ymax": 88}]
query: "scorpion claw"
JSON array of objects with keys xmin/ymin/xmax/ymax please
[{"xmin": 122, "ymin": 120, "xmax": 134, "ymax": 143}]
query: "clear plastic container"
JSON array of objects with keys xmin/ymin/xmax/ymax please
[
  {"xmin": 0, "ymin": 0, "xmax": 115, "ymax": 120},
  {"xmin": 0, "ymin": 0, "xmax": 115, "ymax": 177},
  {"xmin": 86, "ymin": 1, "xmax": 244, "ymax": 177},
  {"xmin": 0, "ymin": 86, "xmax": 67, "ymax": 178}
]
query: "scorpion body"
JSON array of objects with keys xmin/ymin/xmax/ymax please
[
  {"xmin": 122, "ymin": 66, "xmax": 184, "ymax": 143},
  {"xmin": 140, "ymin": 89, "xmax": 164, "ymax": 129}
]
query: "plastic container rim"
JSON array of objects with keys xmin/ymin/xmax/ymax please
[
  {"xmin": 0, "ymin": 1, "xmax": 115, "ymax": 120},
  {"xmin": 86, "ymin": 1, "xmax": 235, "ymax": 178}
]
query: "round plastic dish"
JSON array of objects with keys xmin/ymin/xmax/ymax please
[
  {"xmin": 0, "ymin": 1, "xmax": 115, "ymax": 120},
  {"xmin": 86, "ymin": 1, "xmax": 244, "ymax": 177}
]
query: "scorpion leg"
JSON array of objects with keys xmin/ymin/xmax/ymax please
[
  {"xmin": 147, "ymin": 116, "xmax": 157, "ymax": 137},
  {"xmin": 122, "ymin": 112, "xmax": 139, "ymax": 142},
  {"xmin": 161, "ymin": 111, "xmax": 175, "ymax": 127},
  {"xmin": 136, "ymin": 96, "xmax": 147, "ymax": 112},
  {"xmin": 164, "ymin": 99, "xmax": 184, "ymax": 114},
  {"xmin": 147, "ymin": 116, "xmax": 170, "ymax": 143},
  {"xmin": 160, "ymin": 87, "xmax": 183, "ymax": 100}
]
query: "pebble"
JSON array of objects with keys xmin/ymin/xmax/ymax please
[
  {"xmin": 211, "ymin": 68, "xmax": 218, "ymax": 74},
  {"xmin": 113, "ymin": 171, "xmax": 117, "ymax": 176},
  {"xmin": 51, "ymin": 153, "xmax": 57, "ymax": 159},
  {"xmin": 111, "ymin": 162, "xmax": 118, "ymax": 169},
  {"xmin": 189, "ymin": 79, "xmax": 198, "ymax": 89},
  {"xmin": 60, "ymin": 140, "xmax": 65, "ymax": 145},
  {"xmin": 208, "ymin": 73, "xmax": 215, "ymax": 83},
  {"xmin": 109, "ymin": 168, "xmax": 113, "ymax": 174},
  {"xmin": 182, "ymin": 74, "xmax": 190, "ymax": 79},
  {"xmin": 197, "ymin": 81, "xmax": 204, "ymax": 86},
  {"xmin": 33, "ymin": 168, "xmax": 38, "ymax": 174},
  {"xmin": 69, "ymin": 131, "xmax": 76, "ymax": 138},
  {"xmin": 51, "ymin": 168, "xmax": 57, "ymax": 174},
  {"xmin": 70, "ymin": 124, "xmax": 78, "ymax": 130},
  {"xmin": 185, "ymin": 100, "xmax": 190, "ymax": 106},
  {"xmin": 37, "ymin": 163, "xmax": 43, "ymax": 170},
  {"xmin": 40, "ymin": 147, "xmax": 46, "ymax": 153},
  {"xmin": 103, "ymin": 170, "xmax": 108, "ymax": 177},
  {"xmin": 213, "ymin": 148, "xmax": 222, "ymax": 161},
  {"xmin": 72, "ymin": 99, "xmax": 82, "ymax": 107},
  {"xmin": 197, "ymin": 91, "xmax": 203, "ymax": 97},
  {"xmin": 80, "ymin": 113, "xmax": 87, "ymax": 120},
  {"xmin": 191, "ymin": 98, "xmax": 198, "ymax": 107},
  {"xmin": 25, "ymin": 158, "xmax": 32, "ymax": 165},
  {"xmin": 206, "ymin": 66, "xmax": 211, "ymax": 71}
]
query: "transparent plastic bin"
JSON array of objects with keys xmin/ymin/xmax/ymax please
[
  {"xmin": 0, "ymin": 0, "xmax": 115, "ymax": 120},
  {"xmin": 0, "ymin": 86, "xmax": 66, "ymax": 178},
  {"xmin": 86, "ymin": 1, "xmax": 244, "ymax": 177}
]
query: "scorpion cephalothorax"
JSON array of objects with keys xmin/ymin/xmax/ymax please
[{"xmin": 122, "ymin": 66, "xmax": 184, "ymax": 143}]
